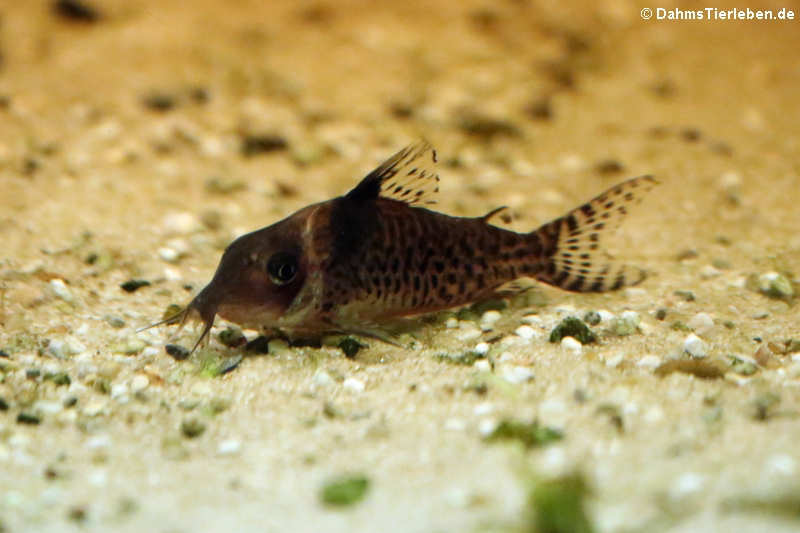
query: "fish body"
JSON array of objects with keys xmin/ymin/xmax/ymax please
[{"xmin": 164, "ymin": 142, "xmax": 657, "ymax": 348}]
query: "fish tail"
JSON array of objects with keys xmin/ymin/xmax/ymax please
[{"xmin": 529, "ymin": 175, "xmax": 658, "ymax": 292}]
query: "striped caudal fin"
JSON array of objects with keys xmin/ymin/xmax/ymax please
[{"xmin": 533, "ymin": 175, "xmax": 659, "ymax": 292}]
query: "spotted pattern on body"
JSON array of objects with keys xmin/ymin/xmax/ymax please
[{"xmin": 148, "ymin": 141, "xmax": 659, "ymax": 349}]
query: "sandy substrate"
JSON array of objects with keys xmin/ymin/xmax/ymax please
[{"xmin": 1, "ymin": 1, "xmax": 799, "ymax": 532}]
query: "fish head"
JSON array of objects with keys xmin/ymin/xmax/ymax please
[{"xmin": 182, "ymin": 207, "xmax": 315, "ymax": 345}]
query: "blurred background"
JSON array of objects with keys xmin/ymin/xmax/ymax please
[
  {"xmin": 2, "ymin": 0, "xmax": 797, "ymax": 255},
  {"xmin": 1, "ymin": 1, "xmax": 799, "ymax": 532}
]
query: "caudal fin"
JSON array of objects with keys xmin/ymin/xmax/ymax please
[{"xmin": 533, "ymin": 175, "xmax": 659, "ymax": 292}]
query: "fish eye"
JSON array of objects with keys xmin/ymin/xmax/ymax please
[{"xmin": 267, "ymin": 252, "xmax": 298, "ymax": 285}]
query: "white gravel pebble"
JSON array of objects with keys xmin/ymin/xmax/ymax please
[
  {"xmin": 142, "ymin": 347, "xmax": 159, "ymax": 358},
  {"xmin": 217, "ymin": 439, "xmax": 242, "ymax": 456},
  {"xmin": 514, "ymin": 325, "xmax": 537, "ymax": 340},
  {"xmin": 200, "ymin": 135, "xmax": 225, "ymax": 157},
  {"xmin": 456, "ymin": 324, "xmax": 482, "ymax": 341},
  {"xmin": 49, "ymin": 279, "xmax": 74, "ymax": 303},
  {"xmin": 444, "ymin": 487, "xmax": 472, "ymax": 508},
  {"xmin": 445, "ymin": 317, "xmax": 459, "ymax": 329},
  {"xmin": 110, "ymin": 383, "xmax": 129, "ymax": 399},
  {"xmin": 343, "ymin": 377, "xmax": 365, "ymax": 393},
  {"xmin": 598, "ymin": 310, "xmax": 615, "ymax": 323},
  {"xmin": 520, "ymin": 314, "xmax": 543, "ymax": 326},
  {"xmin": 130, "ymin": 374, "xmax": 149, "ymax": 393},
  {"xmin": 688, "ymin": 312, "xmax": 714, "ymax": 335},
  {"xmin": 8, "ymin": 433, "xmax": 31, "ymax": 449},
  {"xmin": 669, "ymin": 472, "xmax": 705, "ymax": 500},
  {"xmin": 444, "ymin": 418, "xmax": 466, "ymax": 431},
  {"xmin": 42, "ymin": 362, "xmax": 61, "ymax": 374},
  {"xmin": 725, "ymin": 373, "xmax": 751, "ymax": 386},
  {"xmin": 162, "ymin": 212, "xmax": 202, "ymax": 235},
  {"xmin": 474, "ymin": 342, "xmax": 489, "ymax": 355},
  {"xmin": 497, "ymin": 351, "xmax": 514, "ymax": 362},
  {"xmin": 501, "ymin": 365, "xmax": 534, "ymax": 384},
  {"xmin": 624, "ymin": 287, "xmax": 647, "ymax": 299},
  {"xmin": 719, "ymin": 171, "xmax": 742, "ymax": 188},
  {"xmin": 683, "ymin": 334, "xmax": 707, "ymax": 358},
  {"xmin": 620, "ymin": 310, "xmax": 640, "ymax": 325},
  {"xmin": 163, "ymin": 266, "xmax": 183, "ymax": 281},
  {"xmin": 759, "ymin": 271, "xmax": 794, "ymax": 298},
  {"xmin": 765, "ymin": 454, "xmax": 796, "ymax": 477},
  {"xmin": 166, "ymin": 238, "xmax": 190, "ymax": 255},
  {"xmin": 159, "ymin": 240, "xmax": 190, "ymax": 263},
  {"xmin": 191, "ymin": 382, "xmax": 213, "ymax": 396},
  {"xmin": 312, "ymin": 369, "xmax": 334, "ymax": 387},
  {"xmin": 643, "ymin": 406, "xmax": 665, "ymax": 423},
  {"xmin": 699, "ymin": 265, "xmax": 721, "ymax": 279},
  {"xmin": 88, "ymin": 469, "xmax": 108, "ymax": 487},
  {"xmin": 33, "ymin": 400, "xmax": 63, "ymax": 415},
  {"xmin": 604, "ymin": 353, "xmax": 624, "ymax": 367},
  {"xmin": 539, "ymin": 446, "xmax": 568, "ymax": 476},
  {"xmin": 474, "ymin": 402, "xmax": 494, "ymax": 416},
  {"xmin": 478, "ymin": 418, "xmax": 498, "ymax": 437},
  {"xmin": 637, "ymin": 355, "xmax": 662, "ymax": 369},
  {"xmin": 561, "ymin": 337, "xmax": 582, "ymax": 354},
  {"xmin": 48, "ymin": 338, "xmax": 84, "ymax": 359},
  {"xmin": 480, "ymin": 310, "xmax": 502, "ymax": 329},
  {"xmin": 83, "ymin": 400, "xmax": 107, "ymax": 417},
  {"xmin": 158, "ymin": 247, "xmax": 180, "ymax": 263},
  {"xmin": 86, "ymin": 435, "xmax": 111, "ymax": 449},
  {"xmin": 473, "ymin": 359, "xmax": 491, "ymax": 372}
]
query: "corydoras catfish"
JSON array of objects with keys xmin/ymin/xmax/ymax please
[{"xmin": 149, "ymin": 141, "xmax": 657, "ymax": 351}]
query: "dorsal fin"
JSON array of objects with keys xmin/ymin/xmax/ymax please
[{"xmin": 346, "ymin": 140, "xmax": 440, "ymax": 206}]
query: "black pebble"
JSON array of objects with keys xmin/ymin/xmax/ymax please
[
  {"xmin": 0, "ymin": 397, "xmax": 8, "ymax": 410},
  {"xmin": 17, "ymin": 412, "xmax": 41, "ymax": 425},
  {"xmin": 120, "ymin": 279, "xmax": 151, "ymax": 293},
  {"xmin": 457, "ymin": 112, "xmax": 521, "ymax": 140},
  {"xmin": 189, "ymin": 86, "xmax": 210, "ymax": 104},
  {"xmin": 241, "ymin": 134, "xmax": 288, "ymax": 157},
  {"xmin": 595, "ymin": 159, "xmax": 625, "ymax": 175},
  {"xmin": 22, "ymin": 158, "xmax": 39, "ymax": 175},
  {"xmin": 244, "ymin": 336, "xmax": 270, "ymax": 354},
  {"xmin": 53, "ymin": 0, "xmax": 100, "ymax": 23},
  {"xmin": 525, "ymin": 98, "xmax": 553, "ymax": 121},
  {"xmin": 338, "ymin": 338, "xmax": 366, "ymax": 359},
  {"xmin": 0, "ymin": 349, "xmax": 9, "ymax": 358},
  {"xmin": 389, "ymin": 101, "xmax": 414, "ymax": 119},
  {"xmin": 680, "ymin": 128, "xmax": 702, "ymax": 142},
  {"xmin": 650, "ymin": 80, "xmax": 676, "ymax": 99},
  {"xmin": 142, "ymin": 92, "xmax": 177, "ymax": 112},
  {"xmin": 165, "ymin": 344, "xmax": 190, "ymax": 361}
]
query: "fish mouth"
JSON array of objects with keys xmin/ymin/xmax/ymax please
[{"xmin": 140, "ymin": 283, "xmax": 219, "ymax": 355}]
